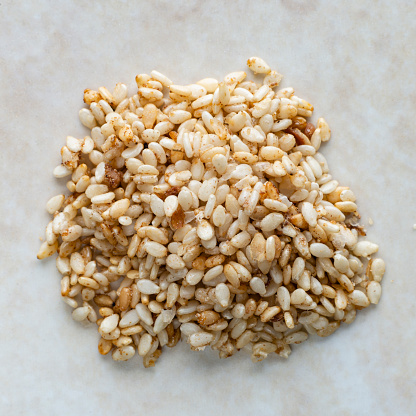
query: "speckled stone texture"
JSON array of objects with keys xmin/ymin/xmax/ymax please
[{"xmin": 0, "ymin": 1, "xmax": 415, "ymax": 415}]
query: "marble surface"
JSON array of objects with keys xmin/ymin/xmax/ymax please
[{"xmin": 1, "ymin": 1, "xmax": 415, "ymax": 414}]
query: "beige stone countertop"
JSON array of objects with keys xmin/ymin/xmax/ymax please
[{"xmin": 0, "ymin": 1, "xmax": 415, "ymax": 415}]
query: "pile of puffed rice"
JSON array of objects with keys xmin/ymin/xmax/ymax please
[{"xmin": 38, "ymin": 57, "xmax": 385, "ymax": 366}]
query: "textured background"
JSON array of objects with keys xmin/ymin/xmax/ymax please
[{"xmin": 1, "ymin": 1, "xmax": 415, "ymax": 415}]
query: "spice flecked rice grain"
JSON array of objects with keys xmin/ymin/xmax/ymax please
[{"xmin": 38, "ymin": 57, "xmax": 385, "ymax": 366}]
